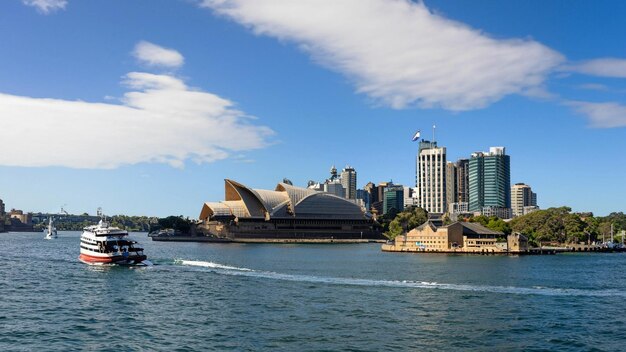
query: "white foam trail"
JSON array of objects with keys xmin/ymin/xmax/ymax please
[
  {"xmin": 175, "ymin": 259, "xmax": 626, "ymax": 297},
  {"xmin": 175, "ymin": 259, "xmax": 252, "ymax": 271}
]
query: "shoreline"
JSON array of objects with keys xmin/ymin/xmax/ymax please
[
  {"xmin": 381, "ymin": 244, "xmax": 626, "ymax": 255},
  {"xmin": 150, "ymin": 235, "xmax": 385, "ymax": 244}
]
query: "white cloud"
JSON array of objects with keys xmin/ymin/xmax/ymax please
[
  {"xmin": 565, "ymin": 101, "xmax": 626, "ymax": 128},
  {"xmin": 567, "ymin": 58, "xmax": 626, "ymax": 78},
  {"xmin": 200, "ymin": 0, "xmax": 564, "ymax": 110},
  {"xmin": 22, "ymin": 0, "xmax": 67, "ymax": 14},
  {"xmin": 0, "ymin": 73, "xmax": 273, "ymax": 169},
  {"xmin": 133, "ymin": 41, "xmax": 185, "ymax": 69}
]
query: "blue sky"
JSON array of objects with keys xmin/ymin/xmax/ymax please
[{"xmin": 1, "ymin": 0, "xmax": 625, "ymax": 217}]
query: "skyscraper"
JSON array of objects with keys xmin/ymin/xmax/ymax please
[
  {"xmin": 416, "ymin": 140, "xmax": 447, "ymax": 213},
  {"xmin": 469, "ymin": 147, "xmax": 511, "ymax": 217},
  {"xmin": 340, "ymin": 165, "xmax": 357, "ymax": 200},
  {"xmin": 446, "ymin": 162, "xmax": 457, "ymax": 209},
  {"xmin": 456, "ymin": 159, "xmax": 469, "ymax": 203},
  {"xmin": 511, "ymin": 183, "xmax": 538, "ymax": 217},
  {"xmin": 446, "ymin": 159, "xmax": 470, "ymax": 216}
]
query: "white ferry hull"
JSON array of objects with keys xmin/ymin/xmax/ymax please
[{"xmin": 78, "ymin": 253, "xmax": 148, "ymax": 266}]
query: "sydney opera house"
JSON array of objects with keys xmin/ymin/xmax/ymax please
[{"xmin": 198, "ymin": 179, "xmax": 384, "ymax": 241}]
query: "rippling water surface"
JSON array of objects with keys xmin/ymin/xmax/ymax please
[{"xmin": 1, "ymin": 231, "xmax": 625, "ymax": 351}]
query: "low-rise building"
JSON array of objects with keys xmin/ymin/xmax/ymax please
[
  {"xmin": 403, "ymin": 187, "xmax": 417, "ymax": 209},
  {"xmin": 481, "ymin": 206, "xmax": 512, "ymax": 219},
  {"xmin": 522, "ymin": 206, "xmax": 539, "ymax": 216},
  {"xmin": 449, "ymin": 202, "xmax": 469, "ymax": 214},
  {"xmin": 382, "ymin": 220, "xmax": 528, "ymax": 253},
  {"xmin": 507, "ymin": 233, "xmax": 529, "ymax": 253},
  {"xmin": 9, "ymin": 209, "xmax": 32, "ymax": 225}
]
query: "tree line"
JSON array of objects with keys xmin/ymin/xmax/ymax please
[
  {"xmin": 382, "ymin": 206, "xmax": 626, "ymax": 245},
  {"xmin": 33, "ymin": 214, "xmax": 196, "ymax": 233}
]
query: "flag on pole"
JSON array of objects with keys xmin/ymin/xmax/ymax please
[{"xmin": 412, "ymin": 130, "xmax": 421, "ymax": 141}]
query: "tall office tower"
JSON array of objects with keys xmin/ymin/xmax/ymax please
[
  {"xmin": 340, "ymin": 165, "xmax": 357, "ymax": 199},
  {"xmin": 373, "ymin": 182, "xmax": 389, "ymax": 215},
  {"xmin": 364, "ymin": 181, "xmax": 384, "ymax": 215},
  {"xmin": 415, "ymin": 140, "xmax": 436, "ymax": 187},
  {"xmin": 417, "ymin": 141, "xmax": 447, "ymax": 213},
  {"xmin": 511, "ymin": 183, "xmax": 538, "ymax": 217},
  {"xmin": 469, "ymin": 147, "xmax": 511, "ymax": 216},
  {"xmin": 364, "ymin": 182, "xmax": 377, "ymax": 204},
  {"xmin": 456, "ymin": 159, "xmax": 469, "ymax": 203},
  {"xmin": 445, "ymin": 162, "xmax": 457, "ymax": 209}
]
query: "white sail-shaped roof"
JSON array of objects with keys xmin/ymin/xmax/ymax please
[
  {"xmin": 253, "ymin": 189, "xmax": 290, "ymax": 215},
  {"xmin": 275, "ymin": 183, "xmax": 319, "ymax": 206},
  {"xmin": 200, "ymin": 180, "xmax": 365, "ymax": 221},
  {"xmin": 200, "ymin": 202, "xmax": 231, "ymax": 219}
]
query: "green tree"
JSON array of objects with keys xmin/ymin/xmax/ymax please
[
  {"xmin": 156, "ymin": 216, "xmax": 194, "ymax": 233},
  {"xmin": 486, "ymin": 217, "xmax": 511, "ymax": 235},
  {"xmin": 387, "ymin": 220, "xmax": 403, "ymax": 240},
  {"xmin": 563, "ymin": 213, "xmax": 585, "ymax": 243},
  {"xmin": 509, "ymin": 206, "xmax": 598, "ymax": 244},
  {"xmin": 469, "ymin": 215, "xmax": 489, "ymax": 226},
  {"xmin": 442, "ymin": 214, "xmax": 452, "ymax": 226},
  {"xmin": 384, "ymin": 207, "xmax": 428, "ymax": 239}
]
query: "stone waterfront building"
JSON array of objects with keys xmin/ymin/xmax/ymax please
[{"xmin": 382, "ymin": 220, "xmax": 528, "ymax": 253}]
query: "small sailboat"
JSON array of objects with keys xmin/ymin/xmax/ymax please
[{"xmin": 44, "ymin": 216, "xmax": 58, "ymax": 240}]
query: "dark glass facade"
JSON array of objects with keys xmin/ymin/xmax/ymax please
[{"xmin": 469, "ymin": 151, "xmax": 510, "ymax": 212}]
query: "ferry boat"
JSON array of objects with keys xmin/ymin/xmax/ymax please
[{"xmin": 79, "ymin": 210, "xmax": 150, "ymax": 266}]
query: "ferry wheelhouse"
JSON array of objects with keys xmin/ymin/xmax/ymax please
[{"xmin": 79, "ymin": 217, "xmax": 149, "ymax": 266}]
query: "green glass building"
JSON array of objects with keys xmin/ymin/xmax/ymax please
[
  {"xmin": 383, "ymin": 183, "xmax": 404, "ymax": 215},
  {"xmin": 468, "ymin": 147, "xmax": 511, "ymax": 213}
]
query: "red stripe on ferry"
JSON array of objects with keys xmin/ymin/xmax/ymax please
[{"xmin": 79, "ymin": 254, "xmax": 114, "ymax": 263}]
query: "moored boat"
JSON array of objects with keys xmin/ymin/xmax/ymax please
[{"xmin": 79, "ymin": 210, "xmax": 150, "ymax": 266}]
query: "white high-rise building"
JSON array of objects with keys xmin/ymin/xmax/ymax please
[
  {"xmin": 417, "ymin": 142, "xmax": 447, "ymax": 213},
  {"xmin": 511, "ymin": 183, "xmax": 537, "ymax": 217}
]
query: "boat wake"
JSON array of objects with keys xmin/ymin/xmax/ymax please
[
  {"xmin": 174, "ymin": 259, "xmax": 626, "ymax": 298},
  {"xmin": 174, "ymin": 259, "xmax": 252, "ymax": 271}
]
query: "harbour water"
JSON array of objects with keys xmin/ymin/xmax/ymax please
[{"xmin": 1, "ymin": 231, "xmax": 625, "ymax": 351}]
